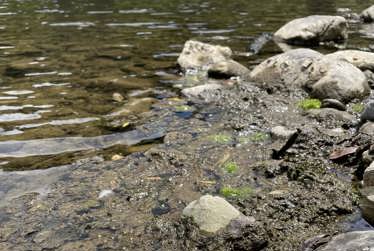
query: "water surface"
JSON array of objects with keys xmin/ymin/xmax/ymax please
[{"xmin": 0, "ymin": 0, "xmax": 372, "ymax": 170}]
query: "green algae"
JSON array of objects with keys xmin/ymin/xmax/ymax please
[{"xmin": 298, "ymin": 99, "xmax": 321, "ymax": 110}]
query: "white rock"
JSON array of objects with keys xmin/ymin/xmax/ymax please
[
  {"xmin": 177, "ymin": 40, "xmax": 250, "ymax": 79},
  {"xmin": 177, "ymin": 40, "xmax": 232, "ymax": 70},
  {"xmin": 182, "ymin": 195, "xmax": 241, "ymax": 233}
]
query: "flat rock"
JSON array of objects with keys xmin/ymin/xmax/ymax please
[
  {"xmin": 181, "ymin": 83, "xmax": 223, "ymax": 98},
  {"xmin": 274, "ymin": 15, "xmax": 348, "ymax": 45},
  {"xmin": 250, "ymin": 49, "xmax": 370, "ymax": 103},
  {"xmin": 317, "ymin": 231, "xmax": 374, "ymax": 250},
  {"xmin": 182, "ymin": 195, "xmax": 241, "ymax": 233},
  {"xmin": 308, "ymin": 108, "xmax": 355, "ymax": 122},
  {"xmin": 326, "ymin": 50, "xmax": 374, "ymax": 71},
  {"xmin": 361, "ymin": 5, "xmax": 374, "ymax": 23},
  {"xmin": 364, "ymin": 162, "xmax": 374, "ymax": 187}
]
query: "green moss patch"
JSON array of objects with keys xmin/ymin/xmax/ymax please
[
  {"xmin": 220, "ymin": 186, "xmax": 252, "ymax": 198},
  {"xmin": 208, "ymin": 133, "xmax": 232, "ymax": 144},
  {"xmin": 298, "ymin": 99, "xmax": 321, "ymax": 110},
  {"xmin": 352, "ymin": 103, "xmax": 364, "ymax": 113},
  {"xmin": 223, "ymin": 161, "xmax": 239, "ymax": 174}
]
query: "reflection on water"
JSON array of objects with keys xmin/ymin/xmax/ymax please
[{"xmin": 0, "ymin": 0, "xmax": 371, "ymax": 170}]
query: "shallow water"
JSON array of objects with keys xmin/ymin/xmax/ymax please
[{"xmin": 0, "ymin": 0, "xmax": 372, "ymax": 170}]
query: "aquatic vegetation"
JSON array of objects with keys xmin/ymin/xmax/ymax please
[
  {"xmin": 298, "ymin": 99, "xmax": 321, "ymax": 110},
  {"xmin": 238, "ymin": 132, "xmax": 270, "ymax": 144},
  {"xmin": 352, "ymin": 103, "xmax": 364, "ymax": 113},
  {"xmin": 249, "ymin": 132, "xmax": 270, "ymax": 142},
  {"xmin": 223, "ymin": 161, "xmax": 238, "ymax": 174},
  {"xmin": 174, "ymin": 105, "xmax": 192, "ymax": 112},
  {"xmin": 220, "ymin": 186, "xmax": 252, "ymax": 198},
  {"xmin": 208, "ymin": 133, "xmax": 232, "ymax": 144}
]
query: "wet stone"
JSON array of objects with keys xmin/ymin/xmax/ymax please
[
  {"xmin": 364, "ymin": 162, "xmax": 374, "ymax": 187},
  {"xmin": 317, "ymin": 231, "xmax": 374, "ymax": 251},
  {"xmin": 321, "ymin": 99, "xmax": 346, "ymax": 111}
]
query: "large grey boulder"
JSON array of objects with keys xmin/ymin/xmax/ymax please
[
  {"xmin": 274, "ymin": 15, "xmax": 348, "ymax": 45},
  {"xmin": 249, "ymin": 49, "xmax": 370, "ymax": 103},
  {"xmin": 316, "ymin": 231, "xmax": 374, "ymax": 250},
  {"xmin": 326, "ymin": 50, "xmax": 374, "ymax": 71},
  {"xmin": 249, "ymin": 48, "xmax": 323, "ymax": 89},
  {"xmin": 182, "ymin": 195, "xmax": 241, "ymax": 233},
  {"xmin": 310, "ymin": 57, "xmax": 369, "ymax": 103},
  {"xmin": 361, "ymin": 5, "xmax": 374, "ymax": 23},
  {"xmin": 177, "ymin": 40, "xmax": 250, "ymax": 78},
  {"xmin": 364, "ymin": 162, "xmax": 374, "ymax": 187}
]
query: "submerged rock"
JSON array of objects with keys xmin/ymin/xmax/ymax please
[
  {"xmin": 182, "ymin": 195, "xmax": 241, "ymax": 233},
  {"xmin": 326, "ymin": 50, "xmax": 374, "ymax": 71},
  {"xmin": 274, "ymin": 15, "xmax": 348, "ymax": 45},
  {"xmin": 177, "ymin": 40, "xmax": 250, "ymax": 79},
  {"xmin": 317, "ymin": 231, "xmax": 374, "ymax": 250},
  {"xmin": 250, "ymin": 48, "xmax": 370, "ymax": 103},
  {"xmin": 361, "ymin": 5, "xmax": 374, "ymax": 23}
]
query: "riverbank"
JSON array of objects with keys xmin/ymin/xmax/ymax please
[{"xmin": 1, "ymin": 77, "xmax": 371, "ymax": 250}]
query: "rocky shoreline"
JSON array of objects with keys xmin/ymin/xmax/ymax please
[{"xmin": 1, "ymin": 5, "xmax": 374, "ymax": 251}]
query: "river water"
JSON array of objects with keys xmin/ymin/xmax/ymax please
[{"xmin": 0, "ymin": 0, "xmax": 372, "ymax": 170}]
